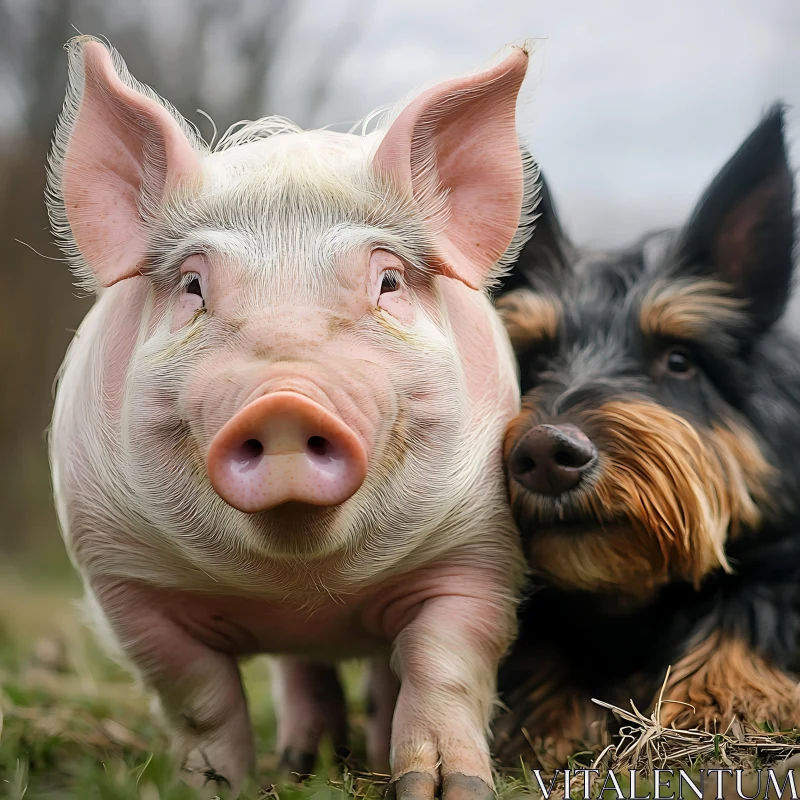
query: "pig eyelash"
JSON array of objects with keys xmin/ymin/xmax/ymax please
[
  {"xmin": 380, "ymin": 269, "xmax": 402, "ymax": 294},
  {"xmin": 181, "ymin": 272, "xmax": 204, "ymax": 302}
]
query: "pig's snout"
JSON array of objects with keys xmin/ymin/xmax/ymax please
[{"xmin": 207, "ymin": 392, "xmax": 368, "ymax": 513}]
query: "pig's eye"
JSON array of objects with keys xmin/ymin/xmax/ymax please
[
  {"xmin": 371, "ymin": 250, "xmax": 413, "ymax": 323},
  {"xmin": 380, "ymin": 270, "xmax": 401, "ymax": 294},
  {"xmin": 184, "ymin": 274, "xmax": 203, "ymax": 300},
  {"xmin": 173, "ymin": 260, "xmax": 207, "ymax": 330}
]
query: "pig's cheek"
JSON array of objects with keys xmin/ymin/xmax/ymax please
[
  {"xmin": 171, "ymin": 294, "xmax": 204, "ymax": 333},
  {"xmin": 378, "ymin": 294, "xmax": 415, "ymax": 326}
]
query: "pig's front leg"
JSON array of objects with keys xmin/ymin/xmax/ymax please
[
  {"xmin": 271, "ymin": 658, "xmax": 348, "ymax": 778},
  {"xmin": 386, "ymin": 581, "xmax": 517, "ymax": 800},
  {"xmin": 90, "ymin": 581, "xmax": 254, "ymax": 793},
  {"xmin": 365, "ymin": 658, "xmax": 400, "ymax": 774}
]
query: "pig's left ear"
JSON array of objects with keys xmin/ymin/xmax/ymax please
[
  {"xmin": 373, "ymin": 48, "xmax": 529, "ymax": 290},
  {"xmin": 47, "ymin": 36, "xmax": 201, "ymax": 291}
]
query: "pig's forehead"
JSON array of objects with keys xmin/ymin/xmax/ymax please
[
  {"xmin": 202, "ymin": 130, "xmax": 378, "ymax": 187},
  {"xmin": 186, "ymin": 128, "xmax": 401, "ymax": 233},
  {"xmin": 154, "ymin": 127, "xmax": 435, "ymax": 274}
]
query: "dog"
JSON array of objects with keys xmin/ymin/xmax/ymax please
[{"xmin": 492, "ymin": 106, "xmax": 800, "ymax": 767}]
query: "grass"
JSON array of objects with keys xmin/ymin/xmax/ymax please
[
  {"xmin": 3, "ymin": 565, "xmax": 800, "ymax": 800},
  {"xmin": 0, "ymin": 568, "xmax": 387, "ymax": 799}
]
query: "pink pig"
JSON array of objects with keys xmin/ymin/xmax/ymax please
[{"xmin": 48, "ymin": 36, "xmax": 534, "ymax": 799}]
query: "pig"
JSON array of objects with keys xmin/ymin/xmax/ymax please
[{"xmin": 47, "ymin": 36, "xmax": 534, "ymax": 798}]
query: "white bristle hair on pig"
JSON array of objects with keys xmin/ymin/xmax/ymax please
[{"xmin": 46, "ymin": 34, "xmax": 536, "ymax": 799}]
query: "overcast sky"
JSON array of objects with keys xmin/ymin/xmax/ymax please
[
  {"xmin": 270, "ymin": 0, "xmax": 800, "ymax": 249},
  {"xmin": 4, "ymin": 0, "xmax": 796, "ymax": 248}
]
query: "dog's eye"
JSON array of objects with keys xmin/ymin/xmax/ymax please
[
  {"xmin": 667, "ymin": 348, "xmax": 692, "ymax": 373},
  {"xmin": 380, "ymin": 270, "xmax": 401, "ymax": 294},
  {"xmin": 662, "ymin": 347, "xmax": 697, "ymax": 378}
]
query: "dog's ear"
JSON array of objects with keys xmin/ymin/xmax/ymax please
[
  {"xmin": 493, "ymin": 154, "xmax": 574, "ymax": 297},
  {"xmin": 678, "ymin": 105, "xmax": 795, "ymax": 329}
]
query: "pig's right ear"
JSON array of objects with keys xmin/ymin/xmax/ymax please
[
  {"xmin": 373, "ymin": 47, "xmax": 529, "ymax": 290},
  {"xmin": 47, "ymin": 37, "xmax": 201, "ymax": 290}
]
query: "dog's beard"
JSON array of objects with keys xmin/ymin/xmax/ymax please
[{"xmin": 508, "ymin": 399, "xmax": 773, "ymax": 596}]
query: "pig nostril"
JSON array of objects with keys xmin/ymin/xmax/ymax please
[
  {"xmin": 231, "ymin": 438, "xmax": 264, "ymax": 473},
  {"xmin": 307, "ymin": 436, "xmax": 330, "ymax": 458},
  {"xmin": 242, "ymin": 439, "xmax": 264, "ymax": 459}
]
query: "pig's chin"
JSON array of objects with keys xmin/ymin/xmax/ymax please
[{"xmin": 236, "ymin": 502, "xmax": 346, "ymax": 559}]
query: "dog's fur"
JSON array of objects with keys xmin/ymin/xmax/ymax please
[{"xmin": 492, "ymin": 106, "xmax": 800, "ymax": 767}]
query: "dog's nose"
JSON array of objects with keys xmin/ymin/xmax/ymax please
[{"xmin": 508, "ymin": 423, "xmax": 597, "ymax": 496}]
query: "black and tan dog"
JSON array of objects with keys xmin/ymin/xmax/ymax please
[{"xmin": 493, "ymin": 106, "xmax": 800, "ymax": 766}]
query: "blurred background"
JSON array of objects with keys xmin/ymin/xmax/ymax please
[{"xmin": 0, "ymin": 0, "xmax": 798, "ymax": 572}]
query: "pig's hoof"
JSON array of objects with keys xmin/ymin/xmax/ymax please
[
  {"xmin": 386, "ymin": 771, "xmax": 436, "ymax": 800},
  {"xmin": 441, "ymin": 774, "xmax": 494, "ymax": 800},
  {"xmin": 278, "ymin": 747, "xmax": 317, "ymax": 780}
]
